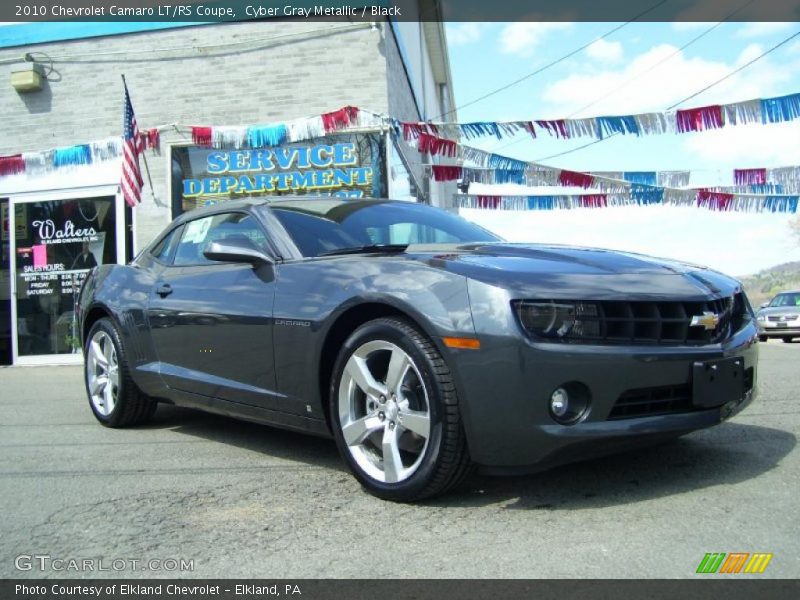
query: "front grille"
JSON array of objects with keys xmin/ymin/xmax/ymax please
[
  {"xmin": 767, "ymin": 315, "xmax": 782, "ymax": 322},
  {"xmin": 608, "ymin": 367, "xmax": 754, "ymax": 420},
  {"xmin": 522, "ymin": 293, "xmax": 747, "ymax": 345},
  {"xmin": 608, "ymin": 384, "xmax": 693, "ymax": 420}
]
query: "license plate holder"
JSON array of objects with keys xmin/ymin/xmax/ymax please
[
  {"xmin": 692, "ymin": 358, "xmax": 745, "ymax": 409},
  {"xmin": 776, "ymin": 322, "xmax": 788, "ymax": 328}
]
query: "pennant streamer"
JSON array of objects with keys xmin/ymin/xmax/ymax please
[
  {"xmin": 431, "ymin": 165, "xmax": 463, "ymax": 182},
  {"xmin": 191, "ymin": 126, "xmax": 212, "ymax": 146},
  {"xmin": 697, "ymin": 189, "xmax": 735, "ymax": 211},
  {"xmin": 597, "ymin": 116, "xmax": 640, "ymax": 138},
  {"xmin": 734, "ymin": 168, "xmax": 767, "ymax": 185},
  {"xmin": 22, "ymin": 151, "xmax": 49, "ymax": 175},
  {"xmin": 143, "ymin": 128, "xmax": 160, "ymax": 151},
  {"xmin": 760, "ymin": 93, "xmax": 800, "ymax": 124},
  {"xmin": 0, "ymin": 154, "xmax": 25, "ymax": 176},
  {"xmin": 1, "ymin": 102, "xmax": 798, "ymax": 219},
  {"xmin": 535, "ymin": 119, "xmax": 570, "ymax": 139},
  {"xmin": 396, "ymin": 91, "xmax": 800, "ymax": 144},
  {"xmin": 457, "ymin": 191, "xmax": 799, "ymax": 213},
  {"xmin": 52, "ymin": 145, "xmax": 92, "ymax": 167},
  {"xmin": 558, "ymin": 170, "xmax": 595, "ymax": 188},
  {"xmin": 212, "ymin": 126, "xmax": 247, "ymax": 149},
  {"xmin": 321, "ymin": 106, "xmax": 360, "ymax": 133},
  {"xmin": 676, "ymin": 105, "xmax": 724, "ymax": 133},
  {"xmin": 89, "ymin": 138, "xmax": 123, "ymax": 162},
  {"xmin": 417, "ymin": 132, "xmax": 457, "ymax": 157},
  {"xmin": 247, "ymin": 124, "xmax": 288, "ymax": 148}
]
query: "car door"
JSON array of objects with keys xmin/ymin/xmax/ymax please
[{"xmin": 147, "ymin": 211, "xmax": 280, "ymax": 410}]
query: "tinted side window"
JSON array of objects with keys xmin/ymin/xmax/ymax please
[
  {"xmin": 150, "ymin": 226, "xmax": 183, "ymax": 263},
  {"xmin": 173, "ymin": 213, "xmax": 269, "ymax": 267}
]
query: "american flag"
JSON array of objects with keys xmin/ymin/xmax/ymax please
[{"xmin": 121, "ymin": 78, "xmax": 144, "ymax": 207}]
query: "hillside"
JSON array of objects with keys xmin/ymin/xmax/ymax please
[{"xmin": 738, "ymin": 261, "xmax": 800, "ymax": 307}]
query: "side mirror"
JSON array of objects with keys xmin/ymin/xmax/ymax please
[
  {"xmin": 759, "ymin": 302, "xmax": 769, "ymax": 308},
  {"xmin": 203, "ymin": 238, "xmax": 273, "ymax": 265}
]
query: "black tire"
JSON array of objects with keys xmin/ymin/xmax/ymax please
[
  {"xmin": 329, "ymin": 317, "xmax": 471, "ymax": 502},
  {"xmin": 758, "ymin": 335, "xmax": 768, "ymax": 342},
  {"xmin": 84, "ymin": 317, "xmax": 156, "ymax": 427},
  {"xmin": 782, "ymin": 337, "xmax": 794, "ymax": 343}
]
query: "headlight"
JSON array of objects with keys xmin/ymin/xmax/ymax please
[
  {"xmin": 513, "ymin": 300, "xmax": 601, "ymax": 340},
  {"xmin": 756, "ymin": 314, "xmax": 766, "ymax": 322}
]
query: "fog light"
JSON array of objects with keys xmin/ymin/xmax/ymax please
[
  {"xmin": 548, "ymin": 382, "xmax": 591, "ymax": 424},
  {"xmin": 551, "ymin": 388, "xmax": 569, "ymax": 417}
]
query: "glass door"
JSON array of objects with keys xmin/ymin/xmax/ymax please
[{"xmin": 9, "ymin": 188, "xmax": 124, "ymax": 365}]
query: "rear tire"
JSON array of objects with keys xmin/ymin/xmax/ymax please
[
  {"xmin": 329, "ymin": 318, "xmax": 471, "ymax": 502},
  {"xmin": 84, "ymin": 318, "xmax": 156, "ymax": 427}
]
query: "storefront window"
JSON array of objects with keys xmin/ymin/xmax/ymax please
[
  {"xmin": 388, "ymin": 137, "xmax": 420, "ymax": 203},
  {"xmin": 14, "ymin": 196, "xmax": 117, "ymax": 357}
]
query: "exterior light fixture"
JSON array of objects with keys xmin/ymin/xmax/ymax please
[{"xmin": 11, "ymin": 61, "xmax": 45, "ymax": 93}]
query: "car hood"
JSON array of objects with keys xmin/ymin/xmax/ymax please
[{"xmin": 403, "ymin": 243, "xmax": 742, "ymax": 300}]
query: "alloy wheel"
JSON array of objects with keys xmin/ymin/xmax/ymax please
[
  {"xmin": 86, "ymin": 330, "xmax": 120, "ymax": 417},
  {"xmin": 338, "ymin": 340, "xmax": 432, "ymax": 483}
]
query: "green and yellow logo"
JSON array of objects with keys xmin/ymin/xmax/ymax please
[{"xmin": 696, "ymin": 552, "xmax": 773, "ymax": 574}]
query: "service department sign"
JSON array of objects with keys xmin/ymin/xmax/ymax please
[{"xmin": 173, "ymin": 133, "xmax": 386, "ymax": 214}]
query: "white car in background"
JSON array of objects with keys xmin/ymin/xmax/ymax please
[{"xmin": 757, "ymin": 290, "xmax": 800, "ymax": 342}]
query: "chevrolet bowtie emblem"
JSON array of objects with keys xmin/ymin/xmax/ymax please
[{"xmin": 690, "ymin": 311, "xmax": 720, "ymax": 330}]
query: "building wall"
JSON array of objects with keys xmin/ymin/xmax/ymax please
[
  {"xmin": 385, "ymin": 22, "xmax": 457, "ymax": 208},
  {"xmin": 0, "ymin": 21, "xmax": 391, "ymax": 250}
]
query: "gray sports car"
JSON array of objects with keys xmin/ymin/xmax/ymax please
[{"xmin": 77, "ymin": 198, "xmax": 758, "ymax": 501}]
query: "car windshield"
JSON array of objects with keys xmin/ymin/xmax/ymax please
[
  {"xmin": 261, "ymin": 200, "xmax": 502, "ymax": 258},
  {"xmin": 768, "ymin": 293, "xmax": 800, "ymax": 308}
]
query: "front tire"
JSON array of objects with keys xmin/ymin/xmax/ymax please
[
  {"xmin": 782, "ymin": 337, "xmax": 794, "ymax": 343},
  {"xmin": 84, "ymin": 318, "xmax": 156, "ymax": 427},
  {"xmin": 330, "ymin": 318, "xmax": 471, "ymax": 502},
  {"xmin": 758, "ymin": 335, "xmax": 768, "ymax": 342}
]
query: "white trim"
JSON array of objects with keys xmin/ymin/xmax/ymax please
[
  {"xmin": 15, "ymin": 354, "xmax": 83, "ymax": 366},
  {"xmin": 9, "ymin": 197, "xmax": 17, "ymax": 364},
  {"xmin": 9, "ymin": 185, "xmax": 119, "ymax": 204}
]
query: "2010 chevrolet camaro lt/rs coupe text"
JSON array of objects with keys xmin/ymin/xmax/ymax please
[{"xmin": 77, "ymin": 198, "xmax": 758, "ymax": 501}]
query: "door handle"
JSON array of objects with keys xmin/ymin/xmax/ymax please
[{"xmin": 156, "ymin": 283, "xmax": 173, "ymax": 297}]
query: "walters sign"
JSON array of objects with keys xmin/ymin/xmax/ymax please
[{"xmin": 174, "ymin": 133, "xmax": 386, "ymax": 213}]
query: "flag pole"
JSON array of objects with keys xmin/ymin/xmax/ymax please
[{"xmin": 121, "ymin": 74, "xmax": 165, "ymax": 208}]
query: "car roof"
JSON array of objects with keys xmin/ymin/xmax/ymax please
[{"xmin": 171, "ymin": 196, "xmax": 392, "ymax": 225}]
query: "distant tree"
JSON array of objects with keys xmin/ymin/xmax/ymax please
[{"xmin": 791, "ymin": 216, "xmax": 800, "ymax": 246}]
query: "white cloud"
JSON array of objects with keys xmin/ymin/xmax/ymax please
[
  {"xmin": 736, "ymin": 22, "xmax": 794, "ymax": 39},
  {"xmin": 671, "ymin": 22, "xmax": 709, "ymax": 32},
  {"xmin": 682, "ymin": 121, "xmax": 800, "ymax": 166},
  {"xmin": 540, "ymin": 43, "xmax": 800, "ymax": 118},
  {"xmin": 585, "ymin": 39, "xmax": 623, "ymax": 63},
  {"xmin": 446, "ymin": 23, "xmax": 484, "ymax": 46},
  {"xmin": 735, "ymin": 42, "xmax": 765, "ymax": 65},
  {"xmin": 499, "ymin": 22, "xmax": 573, "ymax": 57}
]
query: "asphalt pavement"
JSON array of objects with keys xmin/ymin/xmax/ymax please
[{"xmin": 0, "ymin": 340, "xmax": 797, "ymax": 579}]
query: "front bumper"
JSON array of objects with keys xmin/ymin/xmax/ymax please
[
  {"xmin": 758, "ymin": 322, "xmax": 800, "ymax": 337},
  {"xmin": 450, "ymin": 285, "xmax": 759, "ymax": 469}
]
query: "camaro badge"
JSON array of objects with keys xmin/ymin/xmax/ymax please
[{"xmin": 690, "ymin": 311, "xmax": 720, "ymax": 330}]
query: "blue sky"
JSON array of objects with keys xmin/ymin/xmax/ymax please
[{"xmin": 446, "ymin": 22, "xmax": 800, "ymax": 276}]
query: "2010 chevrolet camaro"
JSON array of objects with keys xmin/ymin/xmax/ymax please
[{"xmin": 77, "ymin": 198, "xmax": 758, "ymax": 501}]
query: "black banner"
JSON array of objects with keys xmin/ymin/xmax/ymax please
[
  {"xmin": 4, "ymin": 580, "xmax": 800, "ymax": 600},
  {"xmin": 0, "ymin": 0, "xmax": 798, "ymax": 23}
]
